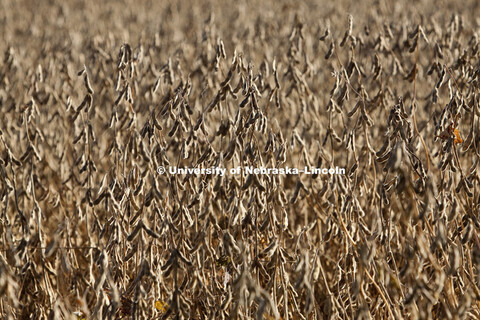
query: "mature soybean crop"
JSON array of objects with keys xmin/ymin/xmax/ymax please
[{"xmin": 1, "ymin": 0, "xmax": 480, "ymax": 319}]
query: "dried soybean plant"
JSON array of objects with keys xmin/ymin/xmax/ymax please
[{"xmin": 2, "ymin": 0, "xmax": 480, "ymax": 319}]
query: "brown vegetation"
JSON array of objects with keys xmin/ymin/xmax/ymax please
[{"xmin": 2, "ymin": 0, "xmax": 480, "ymax": 319}]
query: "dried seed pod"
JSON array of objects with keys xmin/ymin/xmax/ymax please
[
  {"xmin": 242, "ymin": 174, "xmax": 253, "ymax": 190},
  {"xmin": 319, "ymin": 27, "xmax": 330, "ymax": 41},
  {"xmin": 325, "ymin": 41, "xmax": 335, "ymax": 59},
  {"xmin": 290, "ymin": 180, "xmax": 303, "ymax": 204},
  {"xmin": 84, "ymin": 71, "xmax": 94, "ymax": 94},
  {"xmin": 168, "ymin": 120, "xmax": 180, "ymax": 137}
]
